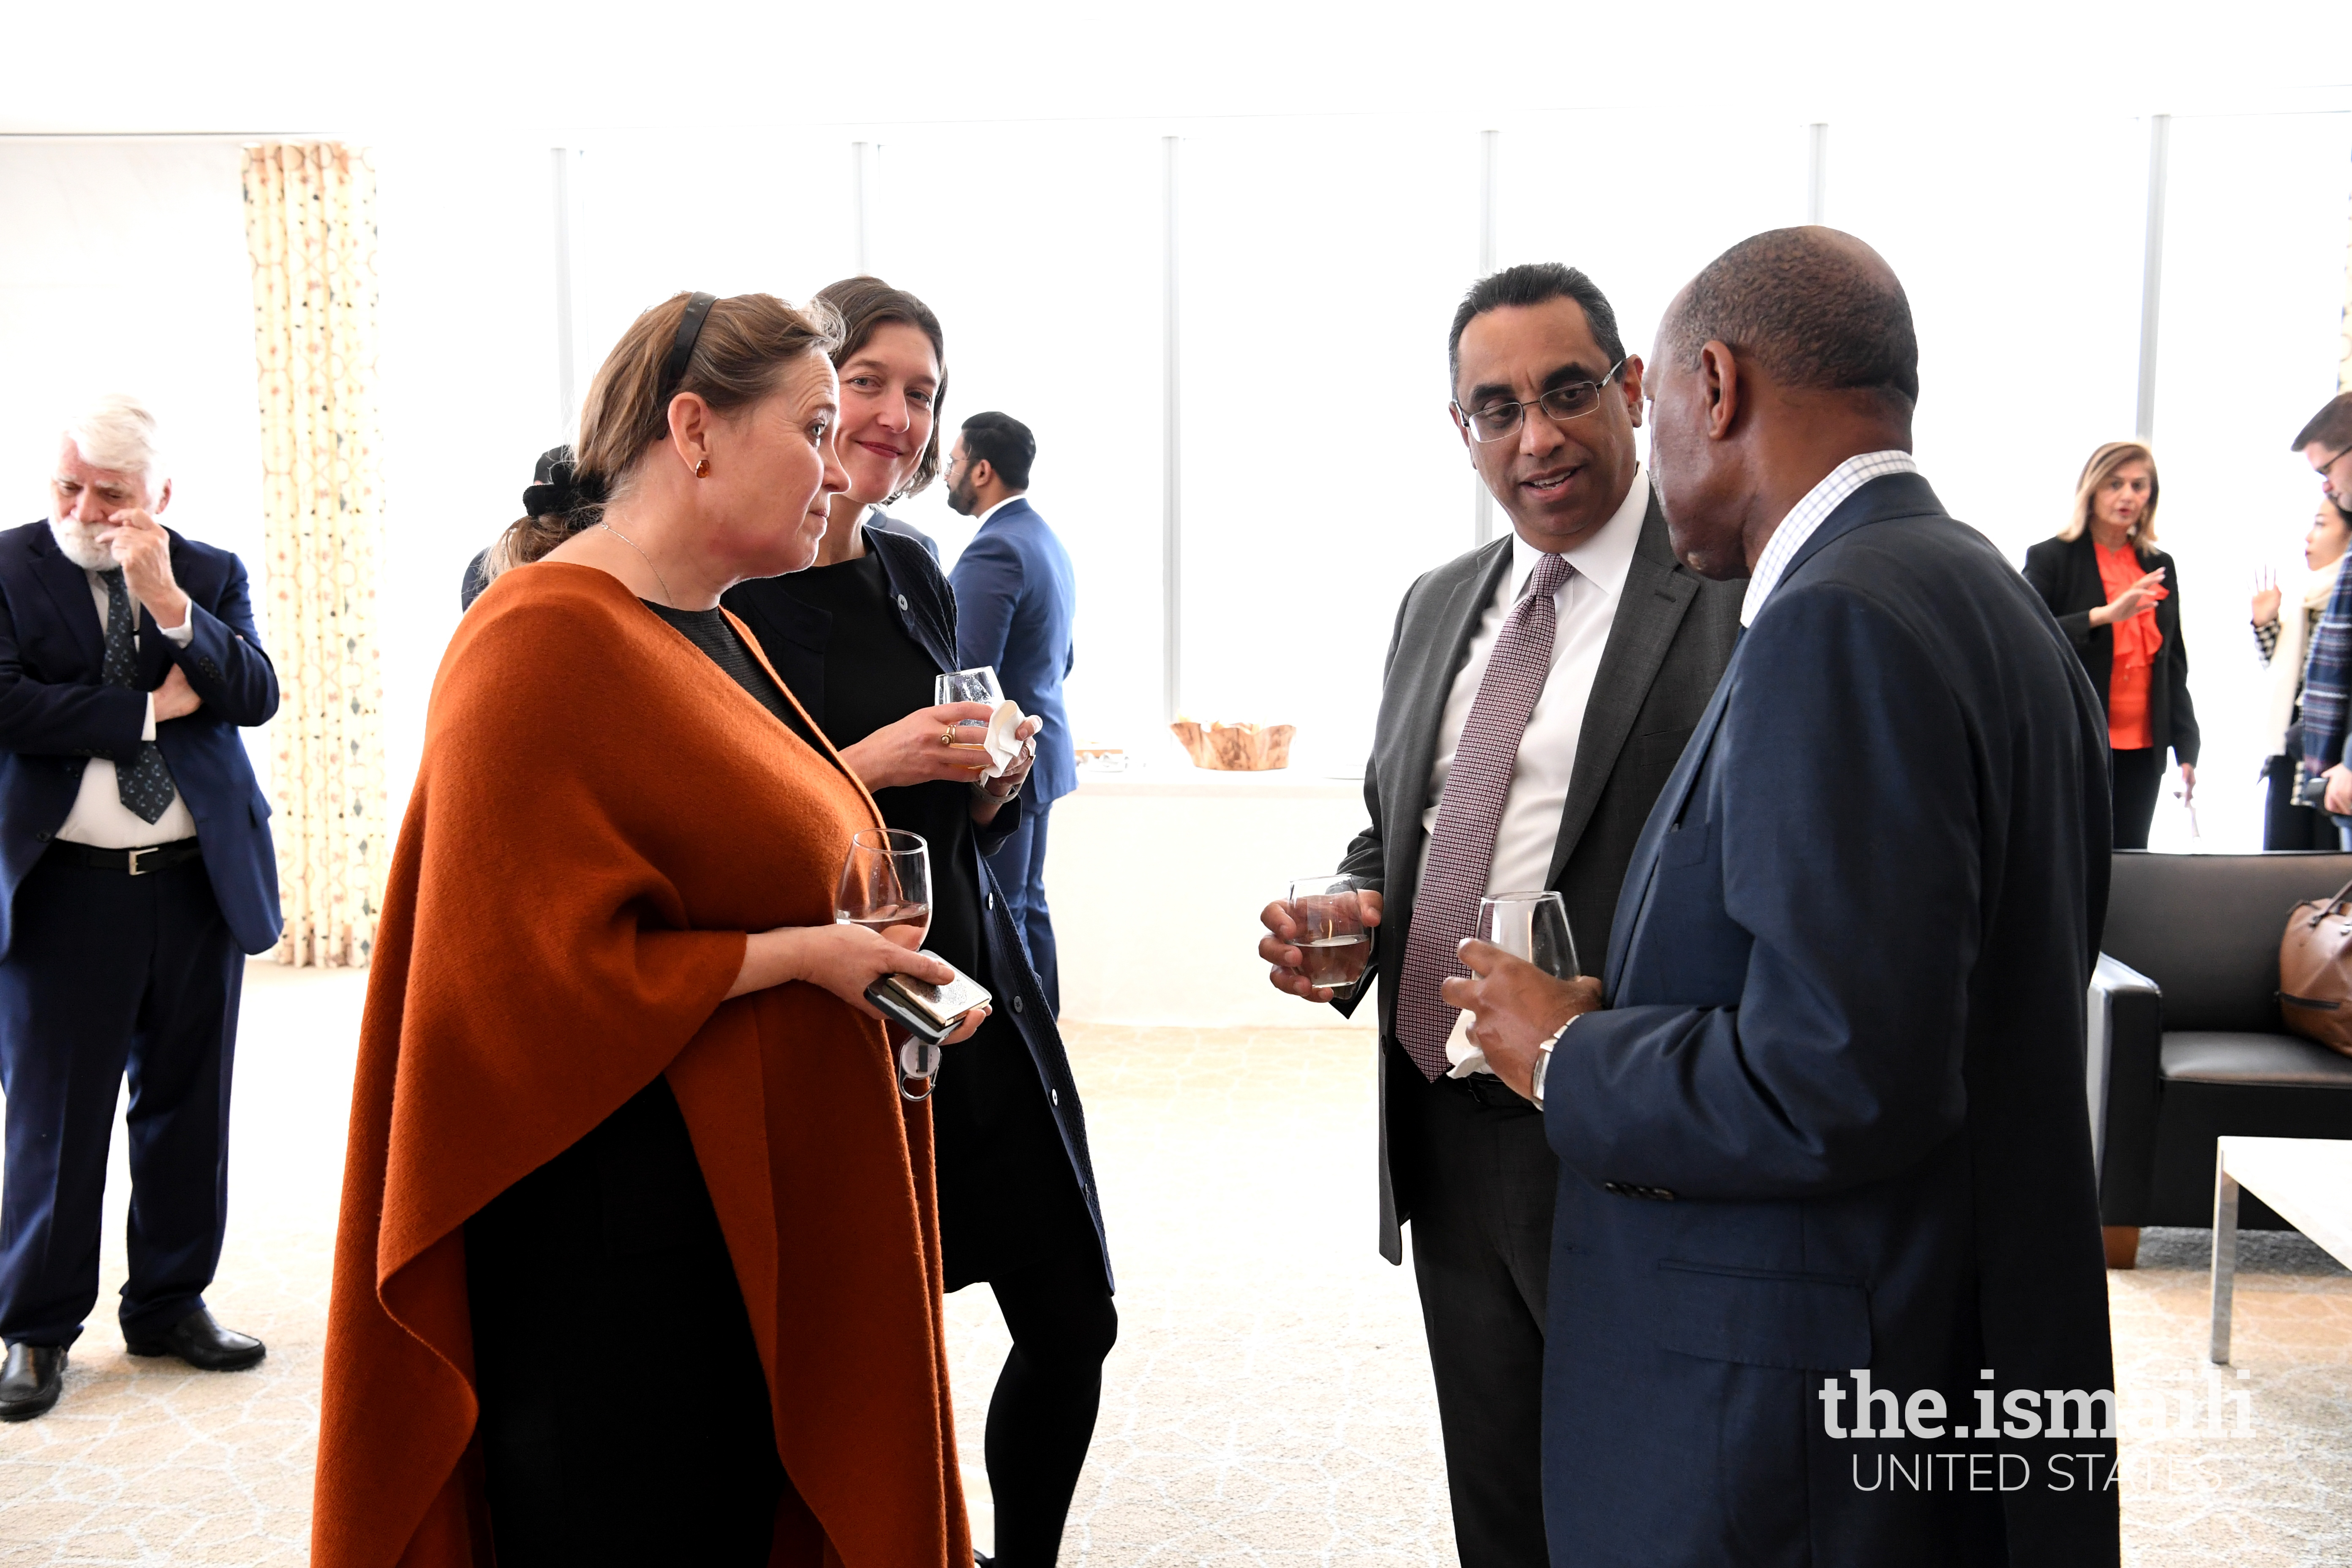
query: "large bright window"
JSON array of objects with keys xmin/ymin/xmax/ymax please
[
  {"xmin": 10, "ymin": 112, "xmax": 2342, "ymax": 828},
  {"xmin": 1174, "ymin": 120, "xmax": 1481, "ymax": 774},
  {"xmin": 2144, "ymin": 111, "xmax": 2352, "ymax": 847},
  {"xmin": 862, "ymin": 128, "xmax": 1165, "ymax": 757}
]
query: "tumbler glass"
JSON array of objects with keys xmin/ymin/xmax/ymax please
[{"xmin": 1288, "ymin": 874, "xmax": 1373, "ymax": 996}]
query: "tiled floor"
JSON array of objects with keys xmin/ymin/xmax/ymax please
[{"xmin": 1, "ymin": 964, "xmax": 2346, "ymax": 1564}]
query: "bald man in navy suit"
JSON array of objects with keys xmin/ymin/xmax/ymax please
[{"xmin": 1453, "ymin": 231, "xmax": 2118, "ymax": 1565}]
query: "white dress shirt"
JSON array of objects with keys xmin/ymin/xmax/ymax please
[
  {"xmin": 973, "ymin": 493, "xmax": 1029, "ymax": 528},
  {"xmin": 1418, "ymin": 467, "xmax": 1650, "ymax": 1075},
  {"xmin": 56, "ymin": 571, "xmax": 197, "ymax": 848},
  {"xmin": 1740, "ymin": 450, "xmax": 1920, "ymax": 627}
]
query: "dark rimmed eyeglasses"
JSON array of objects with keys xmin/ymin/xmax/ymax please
[{"xmin": 1453, "ymin": 359, "xmax": 1628, "ymax": 444}]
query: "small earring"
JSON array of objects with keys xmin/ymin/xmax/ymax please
[{"xmin": 694, "ymin": 457, "xmax": 710, "ymax": 478}]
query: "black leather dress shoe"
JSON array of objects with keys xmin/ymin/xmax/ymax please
[
  {"xmin": 123, "ymin": 1308, "xmax": 265, "ymax": 1371},
  {"xmin": 0, "ymin": 1344, "xmax": 65, "ymax": 1421}
]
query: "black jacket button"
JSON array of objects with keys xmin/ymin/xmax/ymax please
[
  {"xmin": 896, "ymin": 594, "xmax": 909, "ymax": 612},
  {"xmin": 1011, "ymin": 995, "xmax": 1025, "ymax": 1015}
]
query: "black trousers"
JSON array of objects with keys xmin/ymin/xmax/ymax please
[
  {"xmin": 2263, "ymin": 753, "xmax": 2338, "ymax": 849},
  {"xmin": 465, "ymin": 1079, "xmax": 785, "ymax": 1567},
  {"xmin": 0, "ymin": 849, "xmax": 241, "ymax": 1348},
  {"xmin": 1405, "ymin": 1070, "xmax": 1556, "ymax": 1568},
  {"xmin": 2110, "ymin": 746, "xmax": 2162, "ymax": 849},
  {"xmin": 993, "ymin": 800, "xmax": 1060, "ymax": 1014}
]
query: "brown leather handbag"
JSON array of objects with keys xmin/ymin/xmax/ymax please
[{"xmin": 2279, "ymin": 873, "xmax": 2352, "ymax": 1057}]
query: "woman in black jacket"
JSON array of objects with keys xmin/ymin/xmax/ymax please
[
  {"xmin": 723, "ymin": 277, "xmax": 1113, "ymax": 1568},
  {"xmin": 2022, "ymin": 439, "xmax": 2198, "ymax": 849}
]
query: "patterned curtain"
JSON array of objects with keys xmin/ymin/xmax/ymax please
[{"xmin": 241, "ymin": 144, "xmax": 388, "ymax": 968}]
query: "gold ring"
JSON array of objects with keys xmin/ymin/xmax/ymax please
[{"xmin": 941, "ymin": 728, "xmax": 955, "ymax": 746}]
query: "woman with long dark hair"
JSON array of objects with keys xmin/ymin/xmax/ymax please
[{"xmin": 725, "ymin": 276, "xmax": 1114, "ymax": 1568}]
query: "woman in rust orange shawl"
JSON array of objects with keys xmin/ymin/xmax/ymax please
[{"xmin": 314, "ymin": 291, "xmax": 980, "ymax": 1567}]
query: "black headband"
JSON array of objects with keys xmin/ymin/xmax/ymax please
[{"xmin": 659, "ymin": 292, "xmax": 719, "ymax": 403}]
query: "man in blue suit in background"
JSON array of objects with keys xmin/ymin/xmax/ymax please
[
  {"xmin": 1450, "ymin": 231, "xmax": 2119, "ymax": 1565},
  {"xmin": 0, "ymin": 396, "xmax": 282, "ymax": 1421},
  {"xmin": 947, "ymin": 411, "xmax": 1077, "ymax": 1012}
]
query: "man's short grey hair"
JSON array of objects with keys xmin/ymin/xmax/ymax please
[{"xmin": 61, "ymin": 393, "xmax": 165, "ymax": 481}]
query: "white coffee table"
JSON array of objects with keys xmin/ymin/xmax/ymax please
[{"xmin": 2209, "ymin": 1135, "xmax": 2352, "ymax": 1364}]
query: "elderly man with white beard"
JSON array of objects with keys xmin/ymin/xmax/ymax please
[{"xmin": 0, "ymin": 394, "xmax": 282, "ymax": 1421}]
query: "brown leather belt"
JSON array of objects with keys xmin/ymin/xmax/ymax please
[{"xmin": 44, "ymin": 838, "xmax": 203, "ymax": 875}]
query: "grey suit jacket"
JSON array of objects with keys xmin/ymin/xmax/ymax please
[{"xmin": 1334, "ymin": 489, "xmax": 1740, "ymax": 1263}]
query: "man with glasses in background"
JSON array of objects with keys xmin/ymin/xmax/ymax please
[
  {"xmin": 2282, "ymin": 392, "xmax": 2352, "ymax": 838},
  {"xmin": 1256, "ymin": 264, "xmax": 1740, "ymax": 1563}
]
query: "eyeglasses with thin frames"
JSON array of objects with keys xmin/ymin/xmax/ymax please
[{"xmin": 1453, "ymin": 358, "xmax": 1629, "ymax": 444}]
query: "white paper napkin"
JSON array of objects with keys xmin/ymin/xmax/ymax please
[{"xmin": 981, "ymin": 700, "xmax": 1033, "ymax": 779}]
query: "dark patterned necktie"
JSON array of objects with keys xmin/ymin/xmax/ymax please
[
  {"xmin": 1394, "ymin": 552, "xmax": 1576, "ymax": 1080},
  {"xmin": 98, "ymin": 568, "xmax": 180, "ymax": 825}
]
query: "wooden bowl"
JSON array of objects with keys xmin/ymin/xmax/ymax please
[{"xmin": 1169, "ymin": 719, "xmax": 1296, "ymax": 771}]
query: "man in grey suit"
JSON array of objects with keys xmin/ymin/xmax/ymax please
[{"xmin": 1259, "ymin": 264, "xmax": 1740, "ymax": 1563}]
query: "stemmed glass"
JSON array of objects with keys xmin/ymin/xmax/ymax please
[
  {"xmin": 835, "ymin": 829, "xmax": 939, "ymax": 1092},
  {"xmin": 1475, "ymin": 891, "xmax": 1579, "ymax": 980}
]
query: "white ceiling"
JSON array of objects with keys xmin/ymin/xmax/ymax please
[{"xmin": 7, "ymin": 0, "xmax": 2349, "ymax": 140}]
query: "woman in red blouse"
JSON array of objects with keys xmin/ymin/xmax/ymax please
[{"xmin": 2023, "ymin": 441, "xmax": 2200, "ymax": 849}]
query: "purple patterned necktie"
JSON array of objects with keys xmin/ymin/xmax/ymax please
[{"xmin": 1395, "ymin": 552, "xmax": 1575, "ymax": 1080}]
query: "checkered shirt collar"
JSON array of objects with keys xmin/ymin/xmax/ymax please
[{"xmin": 1738, "ymin": 450, "xmax": 1920, "ymax": 627}]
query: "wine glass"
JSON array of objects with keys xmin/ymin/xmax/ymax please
[
  {"xmin": 1287, "ymin": 874, "xmax": 1372, "ymax": 996},
  {"xmin": 1475, "ymin": 890, "xmax": 1579, "ymax": 980},
  {"xmin": 935, "ymin": 666, "xmax": 1003, "ymax": 708},
  {"xmin": 835, "ymin": 829, "xmax": 940, "ymax": 1088}
]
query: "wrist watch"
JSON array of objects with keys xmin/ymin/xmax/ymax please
[{"xmin": 1529, "ymin": 1016, "xmax": 1574, "ymax": 1108}]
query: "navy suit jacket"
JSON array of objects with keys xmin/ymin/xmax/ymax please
[
  {"xmin": 1541, "ymin": 475, "xmax": 2118, "ymax": 1565},
  {"xmin": 723, "ymin": 527, "xmax": 1110, "ymax": 1290},
  {"xmin": 948, "ymin": 498, "xmax": 1077, "ymax": 806},
  {"xmin": 0, "ymin": 521, "xmax": 282, "ymax": 961}
]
